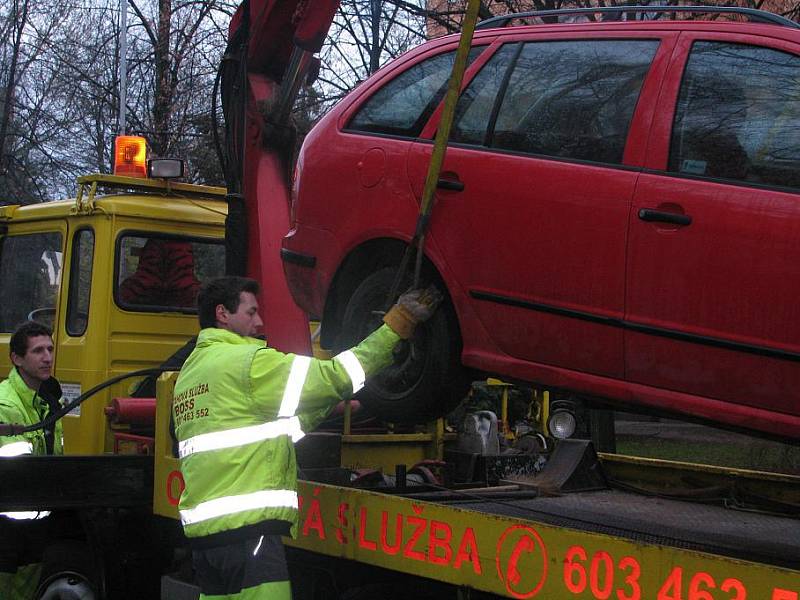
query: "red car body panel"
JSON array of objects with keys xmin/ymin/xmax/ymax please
[{"xmin": 627, "ymin": 30, "xmax": 800, "ymax": 425}]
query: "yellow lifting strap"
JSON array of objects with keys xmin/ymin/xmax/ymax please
[
  {"xmin": 417, "ymin": 0, "xmax": 482, "ymax": 227},
  {"xmin": 389, "ymin": 0, "xmax": 483, "ymax": 296}
]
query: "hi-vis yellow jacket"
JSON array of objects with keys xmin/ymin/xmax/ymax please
[
  {"xmin": 0, "ymin": 367, "xmax": 64, "ymax": 457},
  {"xmin": 0, "ymin": 367, "xmax": 64, "ymax": 521},
  {"xmin": 173, "ymin": 324, "xmax": 400, "ymax": 541}
]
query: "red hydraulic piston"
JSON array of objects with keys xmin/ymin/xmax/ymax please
[
  {"xmin": 229, "ymin": 0, "xmax": 339, "ymax": 73},
  {"xmin": 224, "ymin": 0, "xmax": 339, "ymax": 355},
  {"xmin": 104, "ymin": 397, "xmax": 157, "ymax": 426}
]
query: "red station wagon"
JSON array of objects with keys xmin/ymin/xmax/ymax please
[{"xmin": 282, "ymin": 7, "xmax": 800, "ymax": 439}]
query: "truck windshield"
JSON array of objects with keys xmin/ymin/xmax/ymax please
[
  {"xmin": 0, "ymin": 232, "xmax": 63, "ymax": 332},
  {"xmin": 116, "ymin": 234, "xmax": 225, "ymax": 312}
]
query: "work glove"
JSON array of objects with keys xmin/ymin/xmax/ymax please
[{"xmin": 382, "ymin": 285, "xmax": 443, "ymax": 339}]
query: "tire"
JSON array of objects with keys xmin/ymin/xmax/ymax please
[
  {"xmin": 36, "ymin": 541, "xmax": 98, "ymax": 600},
  {"xmin": 336, "ymin": 267, "xmax": 467, "ymax": 423}
]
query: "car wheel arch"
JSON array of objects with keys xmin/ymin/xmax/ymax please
[{"xmin": 318, "ymin": 237, "xmax": 459, "ymax": 348}]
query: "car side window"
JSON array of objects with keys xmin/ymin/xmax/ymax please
[
  {"xmin": 491, "ymin": 40, "xmax": 658, "ymax": 164},
  {"xmin": 669, "ymin": 42, "xmax": 800, "ymax": 189},
  {"xmin": 451, "ymin": 44, "xmax": 520, "ymax": 146},
  {"xmin": 348, "ymin": 48, "xmax": 481, "ymax": 138}
]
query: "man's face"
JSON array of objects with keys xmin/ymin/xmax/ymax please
[
  {"xmin": 11, "ymin": 335, "xmax": 54, "ymax": 388},
  {"xmin": 217, "ymin": 291, "xmax": 263, "ymax": 337}
]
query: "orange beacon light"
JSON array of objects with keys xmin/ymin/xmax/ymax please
[{"xmin": 114, "ymin": 135, "xmax": 148, "ymax": 178}]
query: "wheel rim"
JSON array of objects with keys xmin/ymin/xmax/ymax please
[
  {"xmin": 37, "ymin": 571, "xmax": 96, "ymax": 600},
  {"xmin": 347, "ymin": 286, "xmax": 433, "ymax": 403},
  {"xmin": 370, "ymin": 330, "xmax": 430, "ymax": 400}
]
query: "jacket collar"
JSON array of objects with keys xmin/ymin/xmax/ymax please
[
  {"xmin": 196, "ymin": 328, "xmax": 266, "ymax": 348},
  {"xmin": 7, "ymin": 367, "xmax": 37, "ymax": 403}
]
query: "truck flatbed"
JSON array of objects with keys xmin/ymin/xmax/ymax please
[
  {"xmin": 150, "ymin": 376, "xmax": 800, "ymax": 599},
  {"xmin": 446, "ymin": 489, "xmax": 799, "ymax": 569},
  {"xmin": 283, "ymin": 449, "xmax": 800, "ymax": 599}
]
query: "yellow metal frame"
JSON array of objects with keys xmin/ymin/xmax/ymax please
[
  {"xmin": 153, "ymin": 375, "xmax": 800, "ymax": 598},
  {"xmin": 154, "ymin": 372, "xmax": 182, "ymax": 518},
  {"xmin": 338, "ymin": 396, "xmax": 455, "ymax": 472},
  {"xmin": 76, "ymin": 173, "xmax": 226, "ymax": 198},
  {"xmin": 74, "ymin": 174, "xmax": 225, "ymax": 215},
  {"xmin": 601, "ymin": 452, "xmax": 800, "ymax": 506}
]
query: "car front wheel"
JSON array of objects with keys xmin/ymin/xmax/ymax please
[{"xmin": 336, "ymin": 267, "xmax": 467, "ymax": 423}]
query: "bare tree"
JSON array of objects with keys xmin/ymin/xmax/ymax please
[
  {"xmin": 0, "ymin": 0, "xmax": 28, "ymax": 164},
  {"xmin": 3, "ymin": 0, "xmax": 797, "ymax": 205},
  {"xmin": 127, "ymin": 0, "xmax": 223, "ymax": 157},
  {"xmin": 0, "ymin": 0, "xmax": 67, "ymax": 203},
  {"xmin": 314, "ymin": 0, "xmax": 427, "ymax": 110},
  {"xmin": 424, "ymin": 0, "xmax": 800, "ymax": 32}
]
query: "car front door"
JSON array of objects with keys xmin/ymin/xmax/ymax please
[
  {"xmin": 626, "ymin": 33, "xmax": 800, "ymax": 435},
  {"xmin": 409, "ymin": 34, "xmax": 666, "ymax": 386}
]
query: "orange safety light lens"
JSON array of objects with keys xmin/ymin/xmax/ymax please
[{"xmin": 114, "ymin": 136, "xmax": 148, "ymax": 178}]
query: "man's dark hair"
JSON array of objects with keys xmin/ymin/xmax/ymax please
[
  {"xmin": 197, "ymin": 276, "xmax": 260, "ymax": 329},
  {"xmin": 10, "ymin": 321, "xmax": 53, "ymax": 357}
]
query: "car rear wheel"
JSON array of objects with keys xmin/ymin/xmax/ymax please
[{"xmin": 336, "ymin": 267, "xmax": 467, "ymax": 423}]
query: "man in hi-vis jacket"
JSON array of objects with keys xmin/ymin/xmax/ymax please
[
  {"xmin": 173, "ymin": 275, "xmax": 441, "ymax": 599},
  {"xmin": 0, "ymin": 321, "xmax": 64, "ymax": 599}
]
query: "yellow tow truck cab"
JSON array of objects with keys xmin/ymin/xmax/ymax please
[{"xmin": 0, "ymin": 172, "xmax": 227, "ymax": 455}]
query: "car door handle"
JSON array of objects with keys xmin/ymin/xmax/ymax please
[
  {"xmin": 638, "ymin": 208, "xmax": 692, "ymax": 226},
  {"xmin": 437, "ymin": 178, "xmax": 464, "ymax": 192}
]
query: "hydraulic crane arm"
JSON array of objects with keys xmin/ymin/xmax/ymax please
[{"xmin": 220, "ymin": 0, "xmax": 339, "ymax": 354}]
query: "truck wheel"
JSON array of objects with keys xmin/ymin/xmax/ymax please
[
  {"xmin": 37, "ymin": 541, "xmax": 98, "ymax": 600},
  {"xmin": 336, "ymin": 267, "xmax": 467, "ymax": 423}
]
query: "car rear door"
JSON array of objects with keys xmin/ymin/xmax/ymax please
[
  {"xmin": 626, "ymin": 30, "xmax": 800, "ymax": 434},
  {"xmin": 409, "ymin": 31, "xmax": 672, "ymax": 384}
]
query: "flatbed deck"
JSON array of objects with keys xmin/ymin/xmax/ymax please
[
  {"xmin": 286, "ymin": 449, "xmax": 800, "ymax": 599},
  {"xmin": 447, "ymin": 489, "xmax": 800, "ymax": 569}
]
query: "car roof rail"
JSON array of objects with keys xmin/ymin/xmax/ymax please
[{"xmin": 476, "ymin": 5, "xmax": 800, "ymax": 30}]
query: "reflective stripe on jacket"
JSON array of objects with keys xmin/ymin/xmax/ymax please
[
  {"xmin": 0, "ymin": 367, "xmax": 64, "ymax": 520},
  {"xmin": 173, "ymin": 323, "xmax": 400, "ymax": 540}
]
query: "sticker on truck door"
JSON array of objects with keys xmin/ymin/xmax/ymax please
[{"xmin": 60, "ymin": 383, "xmax": 81, "ymax": 415}]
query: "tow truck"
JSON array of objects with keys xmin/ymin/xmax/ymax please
[
  {"xmin": 162, "ymin": 0, "xmax": 799, "ymax": 597},
  {"xmin": 0, "ymin": 1, "xmax": 798, "ymax": 599}
]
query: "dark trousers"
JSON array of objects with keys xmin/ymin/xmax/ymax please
[{"xmin": 193, "ymin": 534, "xmax": 291, "ymax": 599}]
